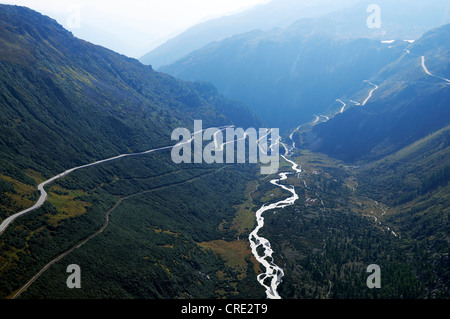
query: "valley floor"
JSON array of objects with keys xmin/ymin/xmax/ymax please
[{"xmin": 1, "ymin": 143, "xmax": 447, "ymax": 299}]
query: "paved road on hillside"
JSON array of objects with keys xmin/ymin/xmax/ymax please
[
  {"xmin": 0, "ymin": 126, "xmax": 234, "ymax": 236},
  {"xmin": 421, "ymin": 55, "xmax": 450, "ymax": 84}
]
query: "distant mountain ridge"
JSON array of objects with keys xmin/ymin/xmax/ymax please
[
  {"xmin": 141, "ymin": 0, "xmax": 450, "ymax": 69},
  {"xmin": 160, "ymin": 26, "xmax": 410, "ymax": 129},
  {"xmin": 139, "ymin": 0, "xmax": 360, "ymax": 68},
  {"xmin": 159, "ymin": 1, "xmax": 450, "ymax": 146}
]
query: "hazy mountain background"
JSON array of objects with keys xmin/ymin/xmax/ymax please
[
  {"xmin": 140, "ymin": 0, "xmax": 361, "ymax": 68},
  {"xmin": 158, "ymin": 0, "xmax": 450, "ymax": 131},
  {"xmin": 142, "ymin": 0, "xmax": 450, "ymax": 69},
  {"xmin": 161, "ymin": 31, "xmax": 407, "ymax": 129}
]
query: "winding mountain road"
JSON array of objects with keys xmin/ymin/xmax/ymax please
[
  {"xmin": 337, "ymin": 99, "xmax": 346, "ymax": 113},
  {"xmin": 0, "ymin": 150, "xmax": 169, "ymax": 236},
  {"xmin": 421, "ymin": 55, "xmax": 450, "ymax": 84},
  {"xmin": 10, "ymin": 167, "xmax": 228, "ymax": 299},
  {"xmin": 362, "ymin": 81, "xmax": 379, "ymax": 106},
  {"xmin": 0, "ymin": 125, "xmax": 233, "ymax": 236},
  {"xmin": 312, "ymin": 116, "xmax": 319, "ymax": 124}
]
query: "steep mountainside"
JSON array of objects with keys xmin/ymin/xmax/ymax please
[
  {"xmin": 161, "ymin": 29, "xmax": 409, "ymax": 130},
  {"xmin": 0, "ymin": 5, "xmax": 264, "ymax": 299},
  {"xmin": 0, "ymin": 5, "xmax": 259, "ymax": 178},
  {"xmin": 306, "ymin": 23, "xmax": 450, "ymax": 162}
]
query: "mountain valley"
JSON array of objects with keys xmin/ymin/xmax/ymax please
[{"xmin": 0, "ymin": 1, "xmax": 448, "ymax": 301}]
